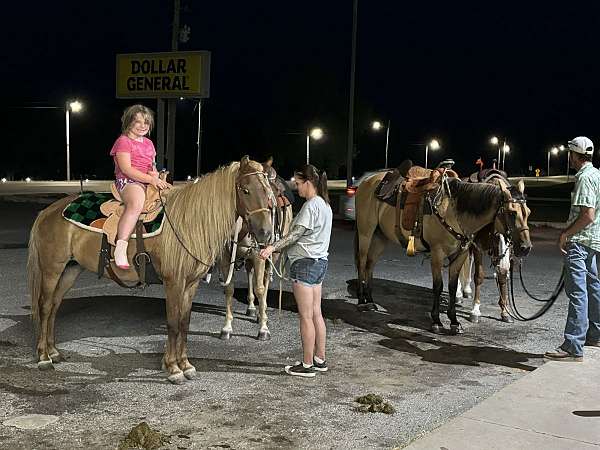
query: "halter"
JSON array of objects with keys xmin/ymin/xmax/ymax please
[
  {"xmin": 236, "ymin": 170, "xmax": 277, "ymax": 219},
  {"xmin": 496, "ymin": 196, "xmax": 529, "ymax": 242}
]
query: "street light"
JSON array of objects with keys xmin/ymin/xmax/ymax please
[
  {"xmin": 306, "ymin": 127, "xmax": 324, "ymax": 164},
  {"xmin": 501, "ymin": 144, "xmax": 510, "ymax": 171},
  {"xmin": 425, "ymin": 139, "xmax": 440, "ymax": 169},
  {"xmin": 371, "ymin": 120, "xmax": 391, "ymax": 168},
  {"xmin": 490, "ymin": 136, "xmax": 508, "ymax": 169},
  {"xmin": 547, "ymin": 146, "xmax": 559, "ymax": 176},
  {"xmin": 66, "ymin": 100, "xmax": 83, "ymax": 181},
  {"xmin": 558, "ymin": 145, "xmax": 570, "ymax": 179}
]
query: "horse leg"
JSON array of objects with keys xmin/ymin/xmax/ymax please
[
  {"xmin": 245, "ymin": 262, "xmax": 257, "ymax": 317},
  {"xmin": 468, "ymin": 249, "xmax": 485, "ymax": 323},
  {"xmin": 497, "ymin": 266, "xmax": 512, "ymax": 323},
  {"xmin": 220, "ymin": 279, "xmax": 235, "ymax": 340},
  {"xmin": 36, "ymin": 264, "xmax": 67, "ymax": 370},
  {"xmin": 448, "ymin": 251, "xmax": 469, "ymax": 335},
  {"xmin": 177, "ymin": 280, "xmax": 199, "ymax": 380},
  {"xmin": 255, "ymin": 258, "xmax": 271, "ymax": 341},
  {"xmin": 163, "ymin": 281, "xmax": 186, "ymax": 384},
  {"xmin": 364, "ymin": 230, "xmax": 387, "ymax": 306},
  {"xmin": 47, "ymin": 264, "xmax": 83, "ymax": 362},
  {"xmin": 355, "ymin": 227, "xmax": 377, "ymax": 311},
  {"xmin": 496, "ymin": 236, "xmax": 513, "ymax": 323},
  {"xmin": 457, "ymin": 253, "xmax": 473, "ymax": 303},
  {"xmin": 430, "ymin": 249, "xmax": 445, "ymax": 333}
]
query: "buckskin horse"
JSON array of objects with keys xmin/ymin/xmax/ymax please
[
  {"xmin": 354, "ymin": 169, "xmax": 532, "ymax": 334},
  {"xmin": 28, "ymin": 157, "xmax": 274, "ymax": 384}
]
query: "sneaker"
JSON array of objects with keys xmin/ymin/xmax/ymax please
[
  {"xmin": 312, "ymin": 358, "xmax": 328, "ymax": 372},
  {"xmin": 284, "ymin": 362, "xmax": 316, "ymax": 378},
  {"xmin": 585, "ymin": 340, "xmax": 600, "ymax": 348},
  {"xmin": 544, "ymin": 348, "xmax": 583, "ymax": 362}
]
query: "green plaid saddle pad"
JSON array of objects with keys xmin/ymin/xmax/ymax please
[{"xmin": 62, "ymin": 191, "xmax": 164, "ymax": 234}]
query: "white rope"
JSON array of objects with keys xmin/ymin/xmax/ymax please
[{"xmin": 220, "ymin": 217, "xmax": 243, "ymax": 286}]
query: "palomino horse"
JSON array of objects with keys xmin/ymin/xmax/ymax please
[
  {"xmin": 28, "ymin": 157, "xmax": 274, "ymax": 384},
  {"xmin": 217, "ymin": 175, "xmax": 293, "ymax": 341},
  {"xmin": 354, "ymin": 171, "xmax": 532, "ymax": 334},
  {"xmin": 467, "ymin": 177, "xmax": 531, "ymax": 323}
]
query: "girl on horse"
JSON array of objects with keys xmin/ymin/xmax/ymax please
[{"xmin": 110, "ymin": 104, "xmax": 171, "ymax": 269}]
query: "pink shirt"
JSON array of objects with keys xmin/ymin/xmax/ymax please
[{"xmin": 110, "ymin": 135, "xmax": 156, "ymax": 180}]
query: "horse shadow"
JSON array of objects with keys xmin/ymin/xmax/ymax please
[{"xmin": 259, "ymin": 277, "xmax": 542, "ymax": 372}]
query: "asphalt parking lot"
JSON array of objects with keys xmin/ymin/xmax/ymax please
[{"xmin": 0, "ymin": 197, "xmax": 571, "ymax": 449}]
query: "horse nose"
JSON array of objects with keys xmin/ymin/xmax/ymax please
[
  {"xmin": 255, "ymin": 228, "xmax": 273, "ymax": 245},
  {"xmin": 520, "ymin": 243, "xmax": 532, "ymax": 257}
]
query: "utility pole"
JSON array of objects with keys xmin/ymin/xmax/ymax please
[
  {"xmin": 346, "ymin": 0, "xmax": 358, "ymax": 187},
  {"xmin": 166, "ymin": 0, "xmax": 181, "ymax": 178}
]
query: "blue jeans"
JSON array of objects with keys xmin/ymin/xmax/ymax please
[{"xmin": 562, "ymin": 242, "xmax": 600, "ymax": 356}]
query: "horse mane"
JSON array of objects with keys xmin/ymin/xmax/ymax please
[
  {"xmin": 158, "ymin": 160, "xmax": 263, "ymax": 278},
  {"xmin": 446, "ymin": 177, "xmax": 503, "ymax": 216}
]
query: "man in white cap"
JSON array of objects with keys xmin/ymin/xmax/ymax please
[{"xmin": 545, "ymin": 136, "xmax": 600, "ymax": 361}]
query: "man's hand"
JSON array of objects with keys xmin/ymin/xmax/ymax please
[{"xmin": 558, "ymin": 232, "xmax": 568, "ymax": 255}]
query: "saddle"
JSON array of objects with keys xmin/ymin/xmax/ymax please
[
  {"xmin": 468, "ymin": 169, "xmax": 508, "ymax": 184},
  {"xmin": 96, "ymin": 172, "xmax": 168, "ymax": 245}
]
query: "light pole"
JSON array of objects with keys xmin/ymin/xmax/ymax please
[
  {"xmin": 547, "ymin": 146, "xmax": 559, "ymax": 176},
  {"xmin": 424, "ymin": 139, "xmax": 440, "ymax": 169},
  {"xmin": 65, "ymin": 100, "xmax": 83, "ymax": 181},
  {"xmin": 306, "ymin": 127, "xmax": 323, "ymax": 164},
  {"xmin": 371, "ymin": 120, "xmax": 391, "ymax": 168},
  {"xmin": 501, "ymin": 144, "xmax": 510, "ymax": 171},
  {"xmin": 558, "ymin": 145, "xmax": 570, "ymax": 180}
]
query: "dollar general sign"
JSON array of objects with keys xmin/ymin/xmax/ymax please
[{"xmin": 116, "ymin": 51, "xmax": 210, "ymax": 98}]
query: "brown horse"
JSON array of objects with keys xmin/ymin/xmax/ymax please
[
  {"xmin": 467, "ymin": 177, "xmax": 531, "ymax": 323},
  {"xmin": 354, "ymin": 171, "xmax": 532, "ymax": 334},
  {"xmin": 28, "ymin": 157, "xmax": 274, "ymax": 384},
  {"xmin": 217, "ymin": 177, "xmax": 293, "ymax": 341}
]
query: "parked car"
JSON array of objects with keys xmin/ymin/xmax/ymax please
[{"xmin": 341, "ymin": 169, "xmax": 389, "ymax": 220}]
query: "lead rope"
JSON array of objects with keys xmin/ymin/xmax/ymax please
[{"xmin": 220, "ymin": 217, "xmax": 244, "ymax": 286}]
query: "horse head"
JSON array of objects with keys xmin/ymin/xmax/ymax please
[
  {"xmin": 496, "ymin": 179, "xmax": 532, "ymax": 257},
  {"xmin": 236, "ymin": 156, "xmax": 275, "ymax": 245}
]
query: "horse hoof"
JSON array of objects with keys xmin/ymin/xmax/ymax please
[
  {"xmin": 431, "ymin": 324, "xmax": 444, "ymax": 334},
  {"xmin": 220, "ymin": 330, "xmax": 232, "ymax": 340},
  {"xmin": 257, "ymin": 330, "xmax": 271, "ymax": 341},
  {"xmin": 357, "ymin": 302, "xmax": 378, "ymax": 312},
  {"xmin": 246, "ymin": 308, "xmax": 257, "ymax": 318},
  {"xmin": 167, "ymin": 372, "xmax": 186, "ymax": 385},
  {"xmin": 37, "ymin": 360, "xmax": 54, "ymax": 371},
  {"xmin": 450, "ymin": 324, "xmax": 464, "ymax": 335},
  {"xmin": 501, "ymin": 315, "xmax": 514, "ymax": 323},
  {"xmin": 462, "ymin": 293, "xmax": 472, "ymax": 299},
  {"xmin": 455, "ymin": 298, "xmax": 464, "ymax": 306},
  {"xmin": 468, "ymin": 314, "xmax": 480, "ymax": 323},
  {"xmin": 183, "ymin": 367, "xmax": 197, "ymax": 380},
  {"xmin": 48, "ymin": 352, "xmax": 64, "ymax": 363}
]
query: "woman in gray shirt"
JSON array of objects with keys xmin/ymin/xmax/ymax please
[{"xmin": 260, "ymin": 164, "xmax": 333, "ymax": 377}]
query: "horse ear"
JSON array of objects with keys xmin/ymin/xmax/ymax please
[
  {"xmin": 240, "ymin": 155, "xmax": 250, "ymax": 166},
  {"xmin": 517, "ymin": 179, "xmax": 525, "ymax": 194}
]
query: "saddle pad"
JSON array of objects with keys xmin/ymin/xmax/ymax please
[{"xmin": 62, "ymin": 191, "xmax": 165, "ymax": 237}]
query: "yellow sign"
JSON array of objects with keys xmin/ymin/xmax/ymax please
[{"xmin": 116, "ymin": 51, "xmax": 210, "ymax": 99}]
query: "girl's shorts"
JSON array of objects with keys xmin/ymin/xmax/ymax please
[
  {"xmin": 115, "ymin": 178, "xmax": 147, "ymax": 193},
  {"xmin": 289, "ymin": 258, "xmax": 328, "ymax": 287}
]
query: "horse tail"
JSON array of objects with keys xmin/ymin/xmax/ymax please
[{"xmin": 28, "ymin": 213, "xmax": 44, "ymax": 325}]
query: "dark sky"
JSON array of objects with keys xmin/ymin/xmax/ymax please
[{"xmin": 3, "ymin": 1, "xmax": 600, "ymax": 180}]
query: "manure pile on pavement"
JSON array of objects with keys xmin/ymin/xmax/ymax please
[{"xmin": 354, "ymin": 393, "xmax": 395, "ymax": 414}]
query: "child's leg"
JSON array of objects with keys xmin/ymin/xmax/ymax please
[{"xmin": 115, "ymin": 183, "xmax": 145, "ymax": 268}]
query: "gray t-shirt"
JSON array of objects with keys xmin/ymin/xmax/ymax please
[{"xmin": 286, "ymin": 195, "xmax": 333, "ymax": 265}]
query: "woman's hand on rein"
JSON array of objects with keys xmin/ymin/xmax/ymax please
[
  {"xmin": 149, "ymin": 177, "xmax": 172, "ymax": 190},
  {"xmin": 259, "ymin": 245, "xmax": 275, "ymax": 260}
]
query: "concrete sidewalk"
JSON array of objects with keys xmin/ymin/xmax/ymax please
[{"xmin": 403, "ymin": 348, "xmax": 600, "ymax": 450}]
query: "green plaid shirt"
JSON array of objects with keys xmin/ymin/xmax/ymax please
[{"xmin": 567, "ymin": 162, "xmax": 600, "ymax": 252}]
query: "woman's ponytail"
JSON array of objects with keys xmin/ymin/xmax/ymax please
[{"xmin": 318, "ymin": 171, "xmax": 329, "ymax": 204}]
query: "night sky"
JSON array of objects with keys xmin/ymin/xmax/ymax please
[{"xmin": 3, "ymin": 1, "xmax": 600, "ymax": 180}]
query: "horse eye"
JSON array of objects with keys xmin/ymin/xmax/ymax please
[{"xmin": 243, "ymin": 188, "xmax": 250, "ymax": 195}]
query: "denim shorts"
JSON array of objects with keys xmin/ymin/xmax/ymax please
[{"xmin": 289, "ymin": 258, "xmax": 328, "ymax": 286}]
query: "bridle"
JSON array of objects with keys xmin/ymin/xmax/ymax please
[
  {"xmin": 236, "ymin": 170, "xmax": 277, "ymax": 221},
  {"xmin": 495, "ymin": 194, "xmax": 530, "ymax": 246}
]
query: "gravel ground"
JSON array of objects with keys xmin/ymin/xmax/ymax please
[{"xmin": 0, "ymin": 220, "xmax": 569, "ymax": 449}]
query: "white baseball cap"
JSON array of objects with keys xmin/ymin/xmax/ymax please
[{"xmin": 568, "ymin": 136, "xmax": 594, "ymax": 156}]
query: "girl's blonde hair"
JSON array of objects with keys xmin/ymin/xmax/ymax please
[{"xmin": 121, "ymin": 104, "xmax": 155, "ymax": 134}]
